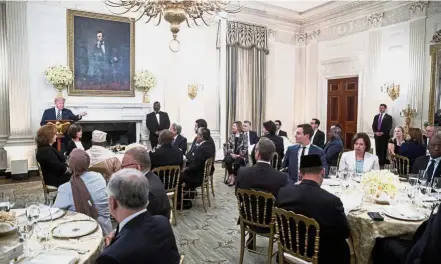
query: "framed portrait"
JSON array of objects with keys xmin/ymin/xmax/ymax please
[{"xmin": 67, "ymin": 9, "xmax": 135, "ymax": 96}]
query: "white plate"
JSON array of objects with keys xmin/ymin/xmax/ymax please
[
  {"xmin": 21, "ymin": 250, "xmax": 79, "ymax": 264},
  {"xmin": 38, "ymin": 208, "xmax": 65, "ymax": 222},
  {"xmin": 383, "ymin": 206, "xmax": 426, "ymax": 221},
  {"xmin": 52, "ymin": 220, "xmax": 98, "ymax": 239},
  {"xmin": 323, "ymin": 179, "xmax": 340, "ymax": 186},
  {"xmin": 0, "ymin": 222, "xmax": 17, "ymax": 236}
]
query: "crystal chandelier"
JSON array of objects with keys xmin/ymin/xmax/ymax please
[{"xmin": 103, "ymin": 0, "xmax": 242, "ymax": 52}]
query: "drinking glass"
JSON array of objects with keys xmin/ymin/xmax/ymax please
[
  {"xmin": 418, "ymin": 170, "xmax": 429, "ymax": 186},
  {"xmin": 407, "ymin": 186, "xmax": 417, "ymax": 205},
  {"xmin": 16, "ymin": 214, "xmax": 34, "ymax": 256},
  {"xmin": 329, "ymin": 166, "xmax": 337, "ymax": 179},
  {"xmin": 3, "ymin": 191, "xmax": 16, "ymax": 211},
  {"xmin": 384, "ymin": 164, "xmax": 393, "ymax": 171},
  {"xmin": 26, "ymin": 202, "xmax": 40, "ymax": 224},
  {"xmin": 432, "ymin": 178, "xmax": 441, "ymax": 198},
  {"xmin": 408, "ymin": 174, "xmax": 418, "ymax": 187}
]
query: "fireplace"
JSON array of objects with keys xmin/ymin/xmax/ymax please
[{"xmin": 79, "ymin": 121, "xmax": 137, "ymax": 149}]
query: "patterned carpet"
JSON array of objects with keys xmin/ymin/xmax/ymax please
[{"xmin": 172, "ymin": 163, "xmax": 276, "ymax": 264}]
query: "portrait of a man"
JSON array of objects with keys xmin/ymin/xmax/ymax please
[{"xmin": 67, "ymin": 10, "xmax": 135, "ymax": 96}]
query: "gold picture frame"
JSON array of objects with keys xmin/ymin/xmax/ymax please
[
  {"xmin": 428, "ymin": 42, "xmax": 441, "ymax": 126},
  {"xmin": 67, "ymin": 9, "xmax": 135, "ymax": 97}
]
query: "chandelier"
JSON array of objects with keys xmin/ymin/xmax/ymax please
[{"xmin": 103, "ymin": 0, "xmax": 242, "ymax": 52}]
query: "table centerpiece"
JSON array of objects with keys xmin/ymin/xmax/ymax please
[{"xmin": 362, "ymin": 170, "xmax": 400, "ymax": 204}]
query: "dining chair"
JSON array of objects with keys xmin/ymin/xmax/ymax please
[
  {"xmin": 390, "ymin": 154, "xmax": 410, "ymax": 179},
  {"xmin": 152, "ymin": 165, "xmax": 181, "ymax": 225},
  {"xmin": 36, "ymin": 162, "xmax": 58, "ymax": 204},
  {"xmin": 271, "ymin": 152, "xmax": 279, "ymax": 170}
]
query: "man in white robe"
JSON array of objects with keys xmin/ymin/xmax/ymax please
[{"xmin": 86, "ymin": 130, "xmax": 117, "ymax": 167}]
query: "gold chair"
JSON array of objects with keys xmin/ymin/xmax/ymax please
[
  {"xmin": 152, "ymin": 165, "xmax": 181, "ymax": 225},
  {"xmin": 391, "ymin": 154, "xmax": 410, "ymax": 178},
  {"xmin": 274, "ymin": 208, "xmax": 320, "ymax": 264},
  {"xmin": 181, "ymin": 157, "xmax": 214, "ymax": 213},
  {"xmin": 236, "ymin": 188, "xmax": 276, "ymax": 264},
  {"xmin": 271, "ymin": 152, "xmax": 279, "ymax": 169},
  {"xmin": 36, "ymin": 162, "xmax": 58, "ymax": 203},
  {"xmin": 179, "ymin": 255, "xmax": 185, "ymax": 264}
]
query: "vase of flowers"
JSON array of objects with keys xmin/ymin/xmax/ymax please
[
  {"xmin": 44, "ymin": 65, "xmax": 74, "ymax": 96},
  {"xmin": 362, "ymin": 170, "xmax": 400, "ymax": 203},
  {"xmin": 134, "ymin": 70, "xmax": 157, "ymax": 103}
]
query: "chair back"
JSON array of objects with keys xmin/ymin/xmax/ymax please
[
  {"xmin": 36, "ymin": 162, "xmax": 49, "ymax": 194},
  {"xmin": 152, "ymin": 165, "xmax": 181, "ymax": 192},
  {"xmin": 391, "ymin": 154, "xmax": 410, "ymax": 177},
  {"xmin": 274, "ymin": 207, "xmax": 320, "ymax": 264},
  {"xmin": 235, "ymin": 188, "xmax": 275, "ymax": 228},
  {"xmin": 203, "ymin": 157, "xmax": 214, "ymax": 184},
  {"xmin": 271, "ymin": 152, "xmax": 279, "ymax": 169}
]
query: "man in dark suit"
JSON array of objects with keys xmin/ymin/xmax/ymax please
[
  {"xmin": 275, "ymin": 120, "xmax": 288, "ymax": 137},
  {"xmin": 170, "ymin": 123, "xmax": 187, "ymax": 154},
  {"xmin": 277, "ymin": 155, "xmax": 350, "ymax": 264},
  {"xmin": 282, "ymin": 124, "xmax": 327, "ymax": 182},
  {"xmin": 310, "ymin": 118, "xmax": 325, "ymax": 149},
  {"xmin": 150, "ymin": 130, "xmax": 184, "ymax": 170},
  {"xmin": 40, "ymin": 97, "xmax": 87, "ymax": 126},
  {"xmin": 411, "ymin": 135, "xmax": 441, "ymax": 185},
  {"xmin": 323, "ymin": 125, "xmax": 344, "ymax": 171},
  {"xmin": 372, "ymin": 104, "xmax": 393, "ymax": 166},
  {"xmin": 187, "ymin": 119, "xmax": 214, "ymax": 155},
  {"xmin": 423, "ymin": 125, "xmax": 435, "ymax": 147},
  {"xmin": 251, "ymin": 121, "xmax": 284, "ymax": 168},
  {"xmin": 122, "ymin": 147, "xmax": 171, "ymax": 219},
  {"xmin": 180, "ymin": 127, "xmax": 216, "ymax": 209},
  {"xmin": 243, "ymin": 120, "xmax": 258, "ymax": 145},
  {"xmin": 146, "ymin": 101, "xmax": 171, "ymax": 149},
  {"xmin": 97, "ymin": 168, "xmax": 180, "ymax": 264}
]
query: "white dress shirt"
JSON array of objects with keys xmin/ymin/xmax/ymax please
[
  {"xmin": 118, "ymin": 208, "xmax": 147, "ymax": 233},
  {"xmin": 311, "ymin": 130, "xmax": 318, "ymax": 144},
  {"xmin": 297, "ymin": 144, "xmax": 311, "ymax": 173},
  {"xmin": 155, "ymin": 112, "xmax": 160, "ymax": 124}
]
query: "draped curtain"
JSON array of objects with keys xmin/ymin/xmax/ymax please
[{"xmin": 226, "ymin": 21, "xmax": 268, "ymax": 137}]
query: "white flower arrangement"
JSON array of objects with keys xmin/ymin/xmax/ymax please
[
  {"xmin": 44, "ymin": 65, "xmax": 73, "ymax": 87},
  {"xmin": 134, "ymin": 70, "xmax": 156, "ymax": 91},
  {"xmin": 362, "ymin": 170, "xmax": 400, "ymax": 198}
]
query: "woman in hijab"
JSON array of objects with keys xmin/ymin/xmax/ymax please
[{"xmin": 54, "ymin": 148, "xmax": 112, "ymax": 235}]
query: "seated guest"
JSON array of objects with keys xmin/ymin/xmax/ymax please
[
  {"xmin": 275, "ymin": 120, "xmax": 288, "ymax": 137},
  {"xmin": 339, "ymin": 133, "xmax": 379, "ymax": 173},
  {"xmin": 388, "ymin": 126, "xmax": 404, "ymax": 155},
  {"xmin": 399, "ymin": 128, "xmax": 427, "ymax": 170},
  {"xmin": 223, "ymin": 121, "xmax": 248, "ymax": 186},
  {"xmin": 242, "ymin": 120, "xmax": 258, "ymax": 146},
  {"xmin": 150, "ymin": 130, "xmax": 184, "ymax": 170},
  {"xmin": 54, "ymin": 149, "xmax": 112, "ymax": 235},
  {"xmin": 411, "ymin": 135, "xmax": 441, "ymax": 185},
  {"xmin": 170, "ymin": 123, "xmax": 187, "ymax": 153},
  {"xmin": 277, "ymin": 155, "xmax": 350, "ymax": 264},
  {"xmin": 65, "ymin": 124, "xmax": 84, "ymax": 156},
  {"xmin": 251, "ymin": 121, "xmax": 284, "ymax": 168},
  {"xmin": 35, "ymin": 125, "xmax": 70, "ymax": 187},
  {"xmin": 282, "ymin": 124, "xmax": 327, "ymax": 182},
  {"xmin": 424, "ymin": 125, "xmax": 436, "ymax": 147},
  {"xmin": 121, "ymin": 147, "xmax": 170, "ymax": 219},
  {"xmin": 323, "ymin": 125, "xmax": 344, "ymax": 169},
  {"xmin": 86, "ymin": 130, "xmax": 116, "ymax": 167},
  {"xmin": 96, "ymin": 169, "xmax": 180, "ymax": 264},
  {"xmin": 180, "ymin": 128, "xmax": 216, "ymax": 209},
  {"xmin": 187, "ymin": 119, "xmax": 214, "ymax": 155},
  {"xmin": 310, "ymin": 118, "xmax": 326, "ymax": 149}
]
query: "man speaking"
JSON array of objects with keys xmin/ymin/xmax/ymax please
[{"xmin": 40, "ymin": 97, "xmax": 87, "ymax": 126}]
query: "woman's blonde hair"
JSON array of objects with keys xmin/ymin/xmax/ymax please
[{"xmin": 393, "ymin": 126, "xmax": 404, "ymax": 139}]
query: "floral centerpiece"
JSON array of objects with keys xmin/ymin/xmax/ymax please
[
  {"xmin": 44, "ymin": 65, "xmax": 73, "ymax": 95},
  {"xmin": 134, "ymin": 70, "xmax": 157, "ymax": 103},
  {"xmin": 362, "ymin": 170, "xmax": 400, "ymax": 201}
]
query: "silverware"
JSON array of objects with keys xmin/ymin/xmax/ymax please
[{"xmin": 57, "ymin": 246, "xmax": 89, "ymax": 255}]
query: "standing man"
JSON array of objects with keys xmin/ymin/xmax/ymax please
[
  {"xmin": 242, "ymin": 120, "xmax": 258, "ymax": 146},
  {"xmin": 146, "ymin": 101, "xmax": 170, "ymax": 149},
  {"xmin": 40, "ymin": 97, "xmax": 87, "ymax": 126},
  {"xmin": 275, "ymin": 120, "xmax": 287, "ymax": 137},
  {"xmin": 310, "ymin": 118, "xmax": 325, "ymax": 148},
  {"xmin": 372, "ymin": 104, "xmax": 392, "ymax": 166}
]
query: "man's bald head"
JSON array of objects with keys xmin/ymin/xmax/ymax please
[{"xmin": 122, "ymin": 146, "xmax": 151, "ymax": 171}]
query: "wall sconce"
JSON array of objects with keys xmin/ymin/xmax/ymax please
[
  {"xmin": 188, "ymin": 84, "xmax": 203, "ymax": 100},
  {"xmin": 381, "ymin": 81, "xmax": 400, "ymax": 101}
]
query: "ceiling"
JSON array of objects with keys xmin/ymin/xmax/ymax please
[{"xmin": 254, "ymin": 1, "xmax": 332, "ymax": 13}]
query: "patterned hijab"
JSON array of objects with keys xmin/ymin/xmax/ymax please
[{"xmin": 68, "ymin": 148, "xmax": 98, "ymax": 219}]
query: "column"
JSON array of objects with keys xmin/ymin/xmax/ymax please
[
  {"xmin": 305, "ymin": 30, "xmax": 320, "ymax": 122},
  {"xmin": 292, "ymin": 34, "xmax": 306, "ymax": 128},
  {"xmin": 365, "ymin": 29, "xmax": 382, "ymax": 133},
  {"xmin": 4, "ymin": 2, "xmax": 36, "ymax": 169},
  {"xmin": 0, "ymin": 3, "xmax": 9, "ymax": 171}
]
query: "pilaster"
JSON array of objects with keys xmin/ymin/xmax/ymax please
[{"xmin": 0, "ymin": 3, "xmax": 8, "ymax": 171}]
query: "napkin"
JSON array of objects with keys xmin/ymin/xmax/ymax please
[
  {"xmin": 375, "ymin": 192, "xmax": 391, "ymax": 204},
  {"xmin": 323, "ymin": 179, "xmax": 340, "ymax": 186},
  {"xmin": 341, "ymin": 193, "xmax": 363, "ymax": 215},
  {"xmin": 22, "ymin": 251, "xmax": 79, "ymax": 264},
  {"xmin": 39, "ymin": 208, "xmax": 60, "ymax": 220}
]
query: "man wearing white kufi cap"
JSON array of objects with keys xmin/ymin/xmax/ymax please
[{"xmin": 86, "ymin": 130, "xmax": 117, "ymax": 167}]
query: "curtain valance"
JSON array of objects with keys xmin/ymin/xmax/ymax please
[{"xmin": 226, "ymin": 21, "xmax": 269, "ymax": 54}]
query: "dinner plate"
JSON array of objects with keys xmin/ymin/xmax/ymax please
[
  {"xmin": 38, "ymin": 208, "xmax": 65, "ymax": 222},
  {"xmin": 0, "ymin": 222, "xmax": 17, "ymax": 236},
  {"xmin": 383, "ymin": 206, "xmax": 426, "ymax": 221},
  {"xmin": 323, "ymin": 179, "xmax": 340, "ymax": 186},
  {"xmin": 52, "ymin": 220, "xmax": 98, "ymax": 239}
]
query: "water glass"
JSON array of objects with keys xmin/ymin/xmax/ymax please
[
  {"xmin": 418, "ymin": 170, "xmax": 429, "ymax": 186},
  {"xmin": 329, "ymin": 166, "xmax": 337, "ymax": 179},
  {"xmin": 432, "ymin": 178, "xmax": 441, "ymax": 197},
  {"xmin": 16, "ymin": 215, "xmax": 34, "ymax": 256},
  {"xmin": 26, "ymin": 202, "xmax": 40, "ymax": 224},
  {"xmin": 407, "ymin": 186, "xmax": 417, "ymax": 204},
  {"xmin": 408, "ymin": 174, "xmax": 418, "ymax": 186}
]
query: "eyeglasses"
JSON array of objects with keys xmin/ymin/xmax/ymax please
[{"xmin": 121, "ymin": 163, "xmax": 139, "ymax": 169}]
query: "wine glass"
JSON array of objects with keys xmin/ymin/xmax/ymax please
[
  {"xmin": 329, "ymin": 166, "xmax": 337, "ymax": 179},
  {"xmin": 384, "ymin": 164, "xmax": 393, "ymax": 171},
  {"xmin": 432, "ymin": 178, "xmax": 441, "ymax": 199},
  {"xmin": 408, "ymin": 174, "xmax": 418, "ymax": 187},
  {"xmin": 26, "ymin": 202, "xmax": 40, "ymax": 224},
  {"xmin": 16, "ymin": 214, "xmax": 34, "ymax": 256},
  {"xmin": 3, "ymin": 191, "xmax": 16, "ymax": 211},
  {"xmin": 418, "ymin": 170, "xmax": 429, "ymax": 187}
]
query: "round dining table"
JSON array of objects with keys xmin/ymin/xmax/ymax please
[{"xmin": 0, "ymin": 209, "xmax": 104, "ymax": 264}]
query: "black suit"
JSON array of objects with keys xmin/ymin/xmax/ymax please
[
  {"xmin": 145, "ymin": 171, "xmax": 171, "ymax": 219},
  {"xmin": 313, "ymin": 129, "xmax": 325, "ymax": 149},
  {"xmin": 277, "ymin": 130, "xmax": 287, "ymax": 137},
  {"xmin": 172, "ymin": 134, "xmax": 187, "ymax": 154},
  {"xmin": 245, "ymin": 131, "xmax": 258, "ymax": 145},
  {"xmin": 188, "ymin": 135, "xmax": 214, "ymax": 155},
  {"xmin": 251, "ymin": 134, "xmax": 284, "ymax": 169},
  {"xmin": 276, "ymin": 180, "xmax": 350, "ymax": 264},
  {"xmin": 412, "ymin": 156, "xmax": 441, "ymax": 183},
  {"xmin": 40, "ymin": 107, "xmax": 81, "ymax": 126},
  {"xmin": 35, "ymin": 146, "xmax": 70, "ymax": 187},
  {"xmin": 96, "ymin": 211, "xmax": 180, "ymax": 264},
  {"xmin": 150, "ymin": 144, "xmax": 184, "ymax": 170},
  {"xmin": 372, "ymin": 113, "xmax": 393, "ymax": 166},
  {"xmin": 181, "ymin": 140, "xmax": 216, "ymax": 188},
  {"xmin": 146, "ymin": 111, "xmax": 171, "ymax": 148}
]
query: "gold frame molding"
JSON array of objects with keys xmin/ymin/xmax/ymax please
[
  {"xmin": 429, "ymin": 43, "xmax": 441, "ymax": 125},
  {"xmin": 66, "ymin": 9, "xmax": 135, "ymax": 97}
]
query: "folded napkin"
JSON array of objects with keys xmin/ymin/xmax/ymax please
[
  {"xmin": 22, "ymin": 251, "xmax": 79, "ymax": 264},
  {"xmin": 341, "ymin": 194, "xmax": 363, "ymax": 215},
  {"xmin": 323, "ymin": 179, "xmax": 340, "ymax": 186}
]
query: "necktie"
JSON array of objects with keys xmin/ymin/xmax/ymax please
[
  {"xmin": 56, "ymin": 110, "xmax": 61, "ymax": 120},
  {"xmin": 172, "ymin": 139, "xmax": 175, "ymax": 146},
  {"xmin": 301, "ymin": 147, "xmax": 306, "ymax": 157},
  {"xmin": 426, "ymin": 159, "xmax": 436, "ymax": 184},
  {"xmin": 377, "ymin": 114, "xmax": 383, "ymax": 131}
]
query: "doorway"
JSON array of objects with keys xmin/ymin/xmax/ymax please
[{"xmin": 327, "ymin": 77, "xmax": 359, "ymax": 149}]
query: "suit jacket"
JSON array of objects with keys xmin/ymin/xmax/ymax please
[
  {"xmin": 277, "ymin": 130, "xmax": 288, "ymax": 137},
  {"xmin": 235, "ymin": 162, "xmax": 288, "ymax": 197},
  {"xmin": 40, "ymin": 107, "xmax": 81, "ymax": 126},
  {"xmin": 435, "ymin": 113, "xmax": 441, "ymax": 126},
  {"xmin": 338, "ymin": 151, "xmax": 380, "ymax": 173},
  {"xmin": 96, "ymin": 211, "xmax": 180, "ymax": 264},
  {"xmin": 411, "ymin": 156, "xmax": 441, "ymax": 182},
  {"xmin": 276, "ymin": 180, "xmax": 350, "ymax": 264},
  {"xmin": 150, "ymin": 144, "xmax": 184, "ymax": 170},
  {"xmin": 36, "ymin": 146, "xmax": 70, "ymax": 187},
  {"xmin": 182, "ymin": 140, "xmax": 216, "ymax": 187},
  {"xmin": 312, "ymin": 129, "xmax": 326, "ymax": 149},
  {"xmin": 323, "ymin": 138, "xmax": 344, "ymax": 167},
  {"xmin": 372, "ymin": 113, "xmax": 393, "ymax": 136},
  {"xmin": 251, "ymin": 134, "xmax": 284, "ymax": 169},
  {"xmin": 247, "ymin": 131, "xmax": 258, "ymax": 145},
  {"xmin": 282, "ymin": 144, "xmax": 327, "ymax": 182},
  {"xmin": 399, "ymin": 141, "xmax": 427, "ymax": 171},
  {"xmin": 146, "ymin": 111, "xmax": 171, "ymax": 143},
  {"xmin": 188, "ymin": 135, "xmax": 214, "ymax": 155},
  {"xmin": 172, "ymin": 134, "xmax": 187, "ymax": 154},
  {"xmin": 145, "ymin": 171, "xmax": 171, "ymax": 219}
]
